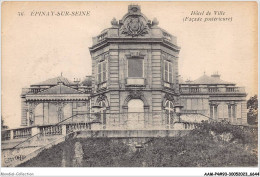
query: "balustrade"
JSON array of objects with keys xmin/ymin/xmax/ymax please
[
  {"xmin": 66, "ymin": 123, "xmax": 91, "ymax": 134},
  {"xmin": 39, "ymin": 125, "xmax": 62, "ymax": 136},
  {"xmin": 13, "ymin": 128, "xmax": 32, "ymax": 139},
  {"xmin": 1, "ymin": 130, "xmax": 11, "ymax": 141},
  {"xmin": 180, "ymin": 86, "xmax": 245, "ymax": 94},
  {"xmin": 97, "ymin": 32, "xmax": 108, "ymax": 42},
  {"xmin": 2, "ymin": 112, "xmax": 212, "ymax": 142}
]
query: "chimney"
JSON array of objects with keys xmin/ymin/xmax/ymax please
[
  {"xmin": 74, "ymin": 78, "xmax": 81, "ymax": 85},
  {"xmin": 211, "ymin": 72, "xmax": 220, "ymax": 79}
]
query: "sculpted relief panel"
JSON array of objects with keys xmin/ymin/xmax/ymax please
[{"xmin": 120, "ymin": 16, "xmax": 149, "ymax": 37}]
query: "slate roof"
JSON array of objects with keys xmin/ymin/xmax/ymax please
[
  {"xmin": 31, "ymin": 76, "xmax": 76, "ymax": 86},
  {"xmin": 37, "ymin": 84, "xmax": 84, "ymax": 94},
  {"xmin": 184, "ymin": 74, "xmax": 235, "ymax": 85}
]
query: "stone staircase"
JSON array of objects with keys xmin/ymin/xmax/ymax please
[{"xmin": 2, "ymin": 112, "xmax": 209, "ymax": 167}]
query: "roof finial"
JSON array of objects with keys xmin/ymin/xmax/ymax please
[
  {"xmin": 203, "ymin": 71, "xmax": 206, "ymax": 75},
  {"xmin": 61, "ymin": 72, "xmax": 63, "ymax": 77}
]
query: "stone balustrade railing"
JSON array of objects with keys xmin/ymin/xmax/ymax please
[
  {"xmin": 180, "ymin": 86, "xmax": 246, "ymax": 94},
  {"xmin": 1, "ymin": 112, "xmax": 210, "ymax": 142}
]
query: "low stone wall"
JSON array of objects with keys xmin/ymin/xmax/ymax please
[
  {"xmin": 2, "ymin": 129, "xmax": 191, "ymax": 167},
  {"xmin": 75, "ymin": 129, "xmax": 191, "ymax": 138}
]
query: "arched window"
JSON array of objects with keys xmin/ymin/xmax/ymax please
[
  {"xmin": 98, "ymin": 100, "xmax": 107, "ymax": 128},
  {"xmin": 127, "ymin": 99, "xmax": 144, "ymax": 129},
  {"xmin": 165, "ymin": 100, "xmax": 175, "ymax": 127},
  {"xmin": 34, "ymin": 103, "xmax": 44, "ymax": 125}
]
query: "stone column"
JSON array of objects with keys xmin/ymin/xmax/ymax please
[
  {"xmin": 10, "ymin": 130, "xmax": 14, "ymax": 140},
  {"xmin": 31, "ymin": 127, "xmax": 38, "ymax": 136},
  {"xmin": 62, "ymin": 124, "xmax": 67, "ymax": 136},
  {"xmin": 21, "ymin": 96, "xmax": 28, "ymax": 126},
  {"xmin": 28, "ymin": 102, "xmax": 36, "ymax": 126},
  {"xmin": 210, "ymin": 105, "xmax": 213, "ymax": 119},
  {"xmin": 214, "ymin": 105, "xmax": 218, "ymax": 120}
]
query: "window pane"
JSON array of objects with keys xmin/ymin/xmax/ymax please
[
  {"xmin": 103, "ymin": 61, "xmax": 107, "ymax": 72},
  {"xmin": 165, "ymin": 61, "xmax": 168, "ymax": 71},
  {"xmin": 98, "ymin": 63, "xmax": 101, "ymax": 73},
  {"xmin": 164, "ymin": 61, "xmax": 169, "ymax": 82},
  {"xmin": 170, "ymin": 101, "xmax": 174, "ymax": 109},
  {"xmin": 169, "ymin": 63, "xmax": 173, "ymax": 83},
  {"xmin": 164, "ymin": 72, "xmax": 168, "ymax": 82},
  {"xmin": 128, "ymin": 59, "xmax": 143, "ymax": 77},
  {"xmin": 169, "ymin": 73, "xmax": 173, "ymax": 83},
  {"xmin": 103, "ymin": 71, "xmax": 106, "ymax": 82},
  {"xmin": 98, "ymin": 73, "xmax": 101, "ymax": 83}
]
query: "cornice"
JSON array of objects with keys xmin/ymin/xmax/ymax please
[{"xmin": 89, "ymin": 38, "xmax": 180, "ymax": 53}]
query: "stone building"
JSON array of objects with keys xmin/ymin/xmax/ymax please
[
  {"xmin": 20, "ymin": 5, "xmax": 247, "ymax": 128},
  {"xmin": 89, "ymin": 5, "xmax": 180, "ymax": 129},
  {"xmin": 180, "ymin": 73, "xmax": 247, "ymax": 124},
  {"xmin": 20, "ymin": 75, "xmax": 92, "ymax": 126}
]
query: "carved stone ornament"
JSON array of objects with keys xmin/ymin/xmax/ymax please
[
  {"xmin": 96, "ymin": 94, "xmax": 107, "ymax": 103},
  {"xmin": 120, "ymin": 16, "xmax": 149, "ymax": 37},
  {"xmin": 164, "ymin": 94, "xmax": 175, "ymax": 101},
  {"xmin": 129, "ymin": 90, "xmax": 143, "ymax": 99}
]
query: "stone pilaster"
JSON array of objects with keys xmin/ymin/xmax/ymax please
[{"xmin": 20, "ymin": 96, "xmax": 28, "ymax": 126}]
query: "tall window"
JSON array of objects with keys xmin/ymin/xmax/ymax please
[
  {"xmin": 128, "ymin": 59, "xmax": 143, "ymax": 78},
  {"xmin": 127, "ymin": 99, "xmax": 144, "ymax": 129},
  {"xmin": 165, "ymin": 100, "xmax": 174, "ymax": 127},
  {"xmin": 228, "ymin": 104, "xmax": 236, "ymax": 121},
  {"xmin": 164, "ymin": 60, "xmax": 173, "ymax": 83},
  {"xmin": 210, "ymin": 105, "xmax": 218, "ymax": 119},
  {"xmin": 97, "ymin": 60, "xmax": 107, "ymax": 83},
  {"xmin": 98, "ymin": 100, "xmax": 107, "ymax": 128}
]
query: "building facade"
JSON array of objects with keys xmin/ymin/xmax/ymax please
[
  {"xmin": 180, "ymin": 73, "xmax": 247, "ymax": 124},
  {"xmin": 20, "ymin": 5, "xmax": 247, "ymax": 129}
]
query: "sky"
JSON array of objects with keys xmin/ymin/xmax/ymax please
[{"xmin": 1, "ymin": 1, "xmax": 258, "ymax": 128}]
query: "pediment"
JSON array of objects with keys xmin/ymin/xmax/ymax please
[{"xmin": 37, "ymin": 84, "xmax": 83, "ymax": 95}]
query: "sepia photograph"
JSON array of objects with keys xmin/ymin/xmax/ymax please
[{"xmin": 1, "ymin": 1, "xmax": 259, "ymax": 176}]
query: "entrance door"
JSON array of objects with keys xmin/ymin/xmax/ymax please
[{"xmin": 128, "ymin": 99, "xmax": 144, "ymax": 129}]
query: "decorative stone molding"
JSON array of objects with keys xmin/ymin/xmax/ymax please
[
  {"xmin": 129, "ymin": 90, "xmax": 144, "ymax": 99},
  {"xmin": 96, "ymin": 94, "xmax": 107, "ymax": 103},
  {"xmin": 122, "ymin": 90, "xmax": 149, "ymax": 109},
  {"xmin": 120, "ymin": 16, "xmax": 149, "ymax": 37},
  {"xmin": 209, "ymin": 101, "xmax": 219, "ymax": 106},
  {"xmin": 111, "ymin": 17, "xmax": 119, "ymax": 27},
  {"xmin": 152, "ymin": 18, "xmax": 159, "ymax": 26},
  {"xmin": 164, "ymin": 93, "xmax": 175, "ymax": 102},
  {"xmin": 95, "ymin": 94, "xmax": 110, "ymax": 108},
  {"xmin": 125, "ymin": 51, "xmax": 145, "ymax": 59},
  {"xmin": 119, "ymin": 5, "xmax": 150, "ymax": 37}
]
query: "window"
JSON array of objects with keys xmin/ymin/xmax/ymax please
[
  {"xmin": 228, "ymin": 104, "xmax": 236, "ymax": 119},
  {"xmin": 98, "ymin": 100, "xmax": 107, "ymax": 128},
  {"xmin": 97, "ymin": 60, "xmax": 107, "ymax": 83},
  {"xmin": 165, "ymin": 100, "xmax": 175, "ymax": 126},
  {"xmin": 210, "ymin": 105, "xmax": 218, "ymax": 119},
  {"xmin": 164, "ymin": 60, "xmax": 173, "ymax": 83},
  {"xmin": 128, "ymin": 59, "xmax": 143, "ymax": 78},
  {"xmin": 127, "ymin": 99, "xmax": 144, "ymax": 129}
]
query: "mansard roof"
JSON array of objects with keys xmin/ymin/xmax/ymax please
[
  {"xmin": 31, "ymin": 76, "xmax": 77, "ymax": 86},
  {"xmin": 183, "ymin": 74, "xmax": 235, "ymax": 85},
  {"xmin": 37, "ymin": 84, "xmax": 84, "ymax": 95}
]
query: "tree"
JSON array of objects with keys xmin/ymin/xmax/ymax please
[
  {"xmin": 1, "ymin": 117, "xmax": 9, "ymax": 130},
  {"xmin": 247, "ymin": 95, "xmax": 258, "ymax": 125}
]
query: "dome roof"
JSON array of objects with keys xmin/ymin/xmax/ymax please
[
  {"xmin": 31, "ymin": 76, "xmax": 76, "ymax": 86},
  {"xmin": 185, "ymin": 74, "xmax": 235, "ymax": 85}
]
